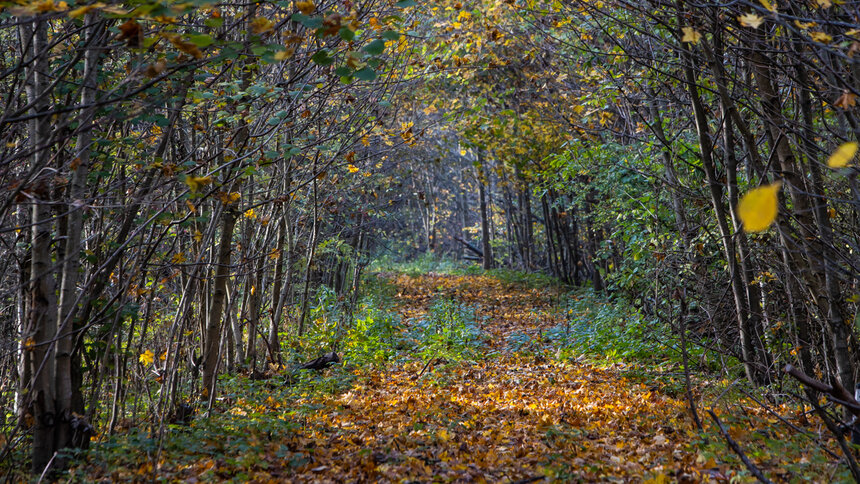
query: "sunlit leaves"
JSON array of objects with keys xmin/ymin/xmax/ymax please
[
  {"xmin": 737, "ymin": 182, "xmax": 782, "ymax": 233},
  {"xmin": 827, "ymin": 142, "xmax": 858, "ymax": 168},
  {"xmin": 139, "ymin": 350, "xmax": 155, "ymax": 366}
]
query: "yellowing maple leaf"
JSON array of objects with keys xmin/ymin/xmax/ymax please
[
  {"xmin": 737, "ymin": 13, "xmax": 765, "ymax": 28},
  {"xmin": 681, "ymin": 27, "xmax": 702, "ymax": 44},
  {"xmin": 737, "ymin": 181, "xmax": 781, "ymax": 232},
  {"xmin": 139, "ymin": 350, "xmax": 155, "ymax": 366},
  {"xmin": 827, "ymin": 141, "xmax": 858, "ymax": 168}
]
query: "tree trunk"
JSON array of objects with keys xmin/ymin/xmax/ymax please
[
  {"xmin": 476, "ymin": 155, "xmax": 494, "ymax": 270},
  {"xmin": 202, "ymin": 208, "xmax": 237, "ymax": 398}
]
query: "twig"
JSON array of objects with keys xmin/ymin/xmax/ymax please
[
  {"xmin": 707, "ymin": 409, "xmax": 774, "ymax": 484},
  {"xmin": 414, "ymin": 357, "xmax": 437, "ymax": 380}
]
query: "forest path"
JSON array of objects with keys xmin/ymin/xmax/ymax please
[
  {"xmin": 281, "ymin": 273, "xmax": 702, "ymax": 482},
  {"xmin": 74, "ymin": 272, "xmax": 714, "ymax": 482}
]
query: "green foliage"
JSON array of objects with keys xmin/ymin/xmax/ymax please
[
  {"xmin": 344, "ymin": 295, "xmax": 402, "ymax": 366},
  {"xmin": 545, "ymin": 290, "xmax": 681, "ymax": 366},
  {"xmin": 368, "ymin": 253, "xmax": 473, "ymax": 276},
  {"xmin": 406, "ymin": 298, "xmax": 485, "ymax": 364}
]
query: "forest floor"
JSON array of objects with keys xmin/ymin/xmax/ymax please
[{"xmin": 71, "ymin": 272, "xmax": 848, "ymax": 483}]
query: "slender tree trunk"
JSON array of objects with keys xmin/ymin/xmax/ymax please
[
  {"xmin": 201, "ymin": 208, "xmax": 237, "ymax": 398},
  {"xmin": 680, "ymin": 27, "xmax": 764, "ymax": 383},
  {"xmin": 299, "ymin": 178, "xmax": 320, "ymax": 336},
  {"xmin": 476, "ymin": 156, "xmax": 494, "ymax": 270},
  {"xmin": 55, "ymin": 15, "xmax": 104, "ymax": 455},
  {"xmin": 751, "ymin": 51, "xmax": 855, "ymax": 392}
]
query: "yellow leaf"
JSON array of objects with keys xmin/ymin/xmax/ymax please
[
  {"xmin": 69, "ymin": 2, "xmax": 105, "ymax": 18},
  {"xmin": 347, "ymin": 164, "xmax": 359, "ymax": 173},
  {"xmin": 244, "ymin": 208, "xmax": 257, "ymax": 219},
  {"xmin": 815, "ymin": 0, "xmax": 831, "ymax": 8},
  {"xmin": 295, "ymin": 0, "xmax": 315, "ymax": 14},
  {"xmin": 185, "ymin": 175, "xmax": 212, "ymax": 192},
  {"xmin": 827, "ymin": 141, "xmax": 858, "ymax": 168},
  {"xmin": 139, "ymin": 350, "xmax": 155, "ymax": 366},
  {"xmin": 809, "ymin": 31, "xmax": 832, "ymax": 43},
  {"xmin": 737, "ymin": 13, "xmax": 765, "ymax": 28},
  {"xmin": 681, "ymin": 27, "xmax": 702, "ymax": 44},
  {"xmin": 737, "ymin": 182, "xmax": 781, "ymax": 233},
  {"xmin": 274, "ymin": 47, "xmax": 294, "ymax": 60},
  {"xmin": 759, "ymin": 0, "xmax": 777, "ymax": 12},
  {"xmin": 250, "ymin": 16, "xmax": 274, "ymax": 34}
]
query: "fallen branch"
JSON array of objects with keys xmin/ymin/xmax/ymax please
[
  {"xmin": 783, "ymin": 365, "xmax": 860, "ymax": 417},
  {"xmin": 707, "ymin": 409, "xmax": 773, "ymax": 484},
  {"xmin": 453, "ymin": 236, "xmax": 483, "ymax": 258}
]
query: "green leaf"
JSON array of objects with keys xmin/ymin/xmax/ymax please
[
  {"xmin": 395, "ymin": 0, "xmax": 417, "ymax": 7},
  {"xmin": 334, "ymin": 66, "xmax": 352, "ymax": 76},
  {"xmin": 189, "ymin": 34, "xmax": 213, "ymax": 47},
  {"xmin": 382, "ymin": 30, "xmax": 401, "ymax": 41},
  {"xmin": 355, "ymin": 67, "xmax": 377, "ymax": 81},
  {"xmin": 311, "ymin": 50, "xmax": 334, "ymax": 66},
  {"xmin": 292, "ymin": 13, "xmax": 323, "ymax": 29},
  {"xmin": 339, "ymin": 27, "xmax": 355, "ymax": 41},
  {"xmin": 363, "ymin": 39, "xmax": 385, "ymax": 56}
]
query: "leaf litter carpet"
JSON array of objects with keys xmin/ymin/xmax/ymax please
[
  {"xmin": 274, "ymin": 274, "xmax": 699, "ymax": 482},
  {"xmin": 78, "ymin": 273, "xmax": 828, "ymax": 482}
]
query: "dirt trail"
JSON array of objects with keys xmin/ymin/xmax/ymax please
[{"xmin": 285, "ymin": 273, "xmax": 701, "ymax": 482}]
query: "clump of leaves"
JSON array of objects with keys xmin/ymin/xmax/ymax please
[
  {"xmin": 406, "ymin": 298, "xmax": 485, "ymax": 364},
  {"xmin": 344, "ymin": 296, "xmax": 402, "ymax": 366},
  {"xmin": 549, "ymin": 289, "xmax": 676, "ymax": 364}
]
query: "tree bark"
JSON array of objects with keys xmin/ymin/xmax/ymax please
[{"xmin": 201, "ymin": 207, "xmax": 237, "ymax": 398}]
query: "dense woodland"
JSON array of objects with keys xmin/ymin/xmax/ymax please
[{"xmin": 2, "ymin": 0, "xmax": 860, "ymax": 480}]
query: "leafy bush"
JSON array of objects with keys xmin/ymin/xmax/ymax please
[
  {"xmin": 547, "ymin": 289, "xmax": 678, "ymax": 364},
  {"xmin": 405, "ymin": 298, "xmax": 485, "ymax": 363},
  {"xmin": 344, "ymin": 296, "xmax": 402, "ymax": 366}
]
